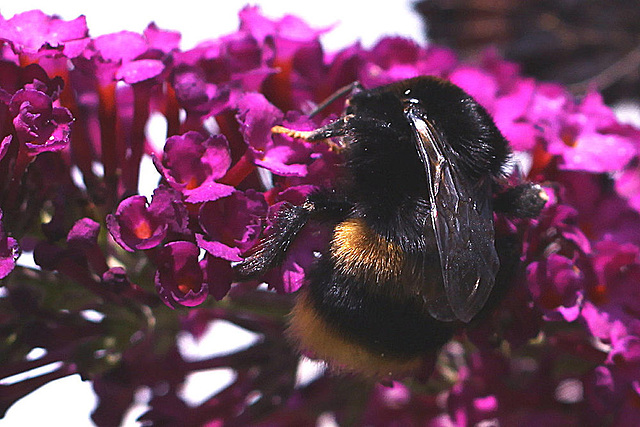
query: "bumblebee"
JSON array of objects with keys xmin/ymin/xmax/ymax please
[{"xmin": 235, "ymin": 76, "xmax": 547, "ymax": 377}]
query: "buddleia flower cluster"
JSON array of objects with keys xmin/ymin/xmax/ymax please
[{"xmin": 1, "ymin": 7, "xmax": 640, "ymax": 426}]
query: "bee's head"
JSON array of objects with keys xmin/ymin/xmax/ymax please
[{"xmin": 346, "ymin": 89, "xmax": 406, "ymax": 128}]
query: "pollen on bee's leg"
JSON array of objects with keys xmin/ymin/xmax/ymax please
[
  {"xmin": 271, "ymin": 125, "xmax": 344, "ymax": 152},
  {"xmin": 271, "ymin": 125, "xmax": 318, "ymax": 141}
]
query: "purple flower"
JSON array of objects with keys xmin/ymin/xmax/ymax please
[
  {"xmin": 93, "ymin": 31, "xmax": 149, "ymax": 63},
  {"xmin": 446, "ymin": 55, "xmax": 535, "ymax": 154},
  {"xmin": 9, "ymin": 87, "xmax": 73, "ymax": 154},
  {"xmin": 143, "ymin": 23, "xmax": 181, "ymax": 54},
  {"xmin": 101, "ymin": 266, "xmax": 131, "ymax": 293},
  {"xmin": 0, "ymin": 209, "xmax": 19, "ymax": 279},
  {"xmin": 202, "ymin": 254, "xmax": 234, "ymax": 301},
  {"xmin": 580, "ymin": 241, "xmax": 640, "ymax": 350},
  {"xmin": 584, "ymin": 362, "xmax": 640, "ymax": 424},
  {"xmin": 236, "ymin": 93, "xmax": 316, "ymax": 176},
  {"xmin": 176, "ymin": 29, "xmax": 273, "ymax": 87},
  {"xmin": 263, "ymin": 223, "xmax": 328, "ymax": 294},
  {"xmin": 556, "ymin": 171, "xmax": 640, "ymax": 246},
  {"xmin": 492, "ymin": 79, "xmax": 538, "ymax": 152},
  {"xmin": 155, "ymin": 131, "xmax": 235, "ymax": 203},
  {"xmin": 359, "ymin": 40, "xmax": 458, "ymax": 89},
  {"xmin": 170, "ymin": 23, "xmax": 275, "ymax": 122},
  {"xmin": 615, "ymin": 165, "xmax": 640, "ymax": 213},
  {"xmin": 359, "ymin": 382, "xmax": 442, "ymax": 426},
  {"xmin": 238, "ymin": 6, "xmax": 329, "ymax": 112},
  {"xmin": 0, "ymin": 10, "xmax": 90, "ymax": 58},
  {"xmin": 446, "ymin": 352, "xmax": 505, "ymax": 426},
  {"xmin": 526, "ymin": 253, "xmax": 585, "ymax": 322},
  {"xmin": 524, "ymin": 204, "xmax": 594, "ymax": 320},
  {"xmin": 154, "ymin": 241, "xmax": 207, "ymax": 307},
  {"xmin": 449, "ymin": 66, "xmax": 498, "ymax": 111},
  {"xmin": 0, "ymin": 135, "xmax": 12, "ymax": 161},
  {"xmin": 544, "ymin": 91, "xmax": 638, "ymax": 173},
  {"xmin": 0, "ymin": 63, "xmax": 63, "ymax": 99},
  {"xmin": 106, "ymin": 195, "xmax": 169, "ymax": 252},
  {"xmin": 67, "ymin": 217, "xmax": 99, "ymax": 248},
  {"xmin": 197, "ymin": 190, "xmax": 267, "ymax": 262},
  {"xmin": 67, "ymin": 217, "xmax": 108, "ymax": 276},
  {"xmin": 170, "ymin": 65, "xmax": 227, "ymax": 116},
  {"xmin": 115, "ymin": 59, "xmax": 165, "ymax": 84},
  {"xmin": 32, "ymin": 218, "xmax": 111, "ymax": 298},
  {"xmin": 148, "ymin": 185, "xmax": 190, "ymax": 235}
]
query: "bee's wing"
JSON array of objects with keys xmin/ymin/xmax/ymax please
[{"xmin": 405, "ymin": 106, "xmax": 500, "ymax": 323}]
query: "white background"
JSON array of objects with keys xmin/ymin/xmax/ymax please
[
  {"xmin": 1, "ymin": 1, "xmax": 424, "ymax": 52},
  {"xmin": 0, "ymin": 1, "xmax": 423, "ymax": 426}
]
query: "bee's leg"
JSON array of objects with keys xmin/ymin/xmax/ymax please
[
  {"xmin": 234, "ymin": 189, "xmax": 352, "ymax": 280},
  {"xmin": 271, "ymin": 115, "xmax": 352, "ymax": 151},
  {"xmin": 493, "ymin": 183, "xmax": 548, "ymax": 218}
]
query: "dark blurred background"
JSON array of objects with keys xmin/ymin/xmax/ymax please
[{"xmin": 415, "ymin": 0, "xmax": 640, "ymax": 104}]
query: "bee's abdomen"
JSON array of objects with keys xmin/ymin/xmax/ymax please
[
  {"xmin": 330, "ymin": 218, "xmax": 405, "ymax": 286},
  {"xmin": 287, "ymin": 287, "xmax": 428, "ymax": 377},
  {"xmin": 286, "ymin": 218, "xmax": 455, "ymax": 377}
]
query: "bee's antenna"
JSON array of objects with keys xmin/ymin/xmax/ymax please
[{"xmin": 309, "ymin": 81, "xmax": 363, "ymax": 119}]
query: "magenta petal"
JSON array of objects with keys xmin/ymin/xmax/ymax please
[
  {"xmin": 148, "ymin": 185, "xmax": 190, "ymax": 235},
  {"xmin": 0, "ymin": 10, "xmax": 88, "ymax": 53},
  {"xmin": 159, "ymin": 132, "xmax": 234, "ymax": 202},
  {"xmin": 526, "ymin": 256, "xmax": 584, "ymax": 322},
  {"xmin": 0, "ymin": 135, "xmax": 12, "ymax": 161},
  {"xmin": 370, "ymin": 38, "xmax": 420, "ymax": 68},
  {"xmin": 197, "ymin": 190, "xmax": 267, "ymax": 260},
  {"xmin": 196, "ymin": 234, "xmax": 242, "ymax": 262},
  {"xmin": 183, "ymin": 182, "xmax": 235, "ymax": 204},
  {"xmin": 493, "ymin": 80, "xmax": 537, "ymax": 151},
  {"xmin": 101, "ymin": 267, "xmax": 131, "ymax": 293},
  {"xmin": 253, "ymin": 148, "xmax": 309, "ymax": 176},
  {"xmin": 116, "ymin": 59, "xmax": 165, "ymax": 84},
  {"xmin": 94, "ymin": 31, "xmax": 148, "ymax": 62},
  {"xmin": 170, "ymin": 67, "xmax": 210, "ymax": 112},
  {"xmin": 143, "ymin": 23, "xmax": 181, "ymax": 53},
  {"xmin": 553, "ymin": 132, "xmax": 636, "ymax": 173},
  {"xmin": 165, "ymin": 132, "xmax": 231, "ymax": 181},
  {"xmin": 62, "ymin": 38, "xmax": 92, "ymax": 58},
  {"xmin": 615, "ymin": 167, "xmax": 640, "ymax": 213},
  {"xmin": 10, "ymin": 88, "xmax": 73, "ymax": 153},
  {"xmin": 0, "ymin": 210, "xmax": 19, "ymax": 279},
  {"xmin": 0, "ymin": 237, "xmax": 20, "ymax": 279},
  {"xmin": 154, "ymin": 241, "xmax": 207, "ymax": 308},
  {"xmin": 578, "ymin": 240, "xmax": 640, "ymax": 346},
  {"xmin": 236, "ymin": 92, "xmax": 283, "ymax": 151},
  {"xmin": 543, "ymin": 90, "xmax": 639, "ymax": 173},
  {"xmin": 449, "ymin": 67, "xmax": 498, "ymax": 109},
  {"xmin": 238, "ymin": 5, "xmax": 326, "ymax": 47},
  {"xmin": 106, "ymin": 195, "xmax": 168, "ymax": 252},
  {"xmin": 498, "ymin": 122, "xmax": 537, "ymax": 152},
  {"xmin": 67, "ymin": 218, "xmax": 100, "ymax": 248},
  {"xmin": 581, "ymin": 302, "xmax": 614, "ymax": 342},
  {"xmin": 202, "ymin": 255, "xmax": 233, "ymax": 301},
  {"xmin": 236, "ymin": 93, "xmax": 311, "ymax": 176},
  {"xmin": 419, "ymin": 46, "xmax": 459, "ymax": 76}
]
